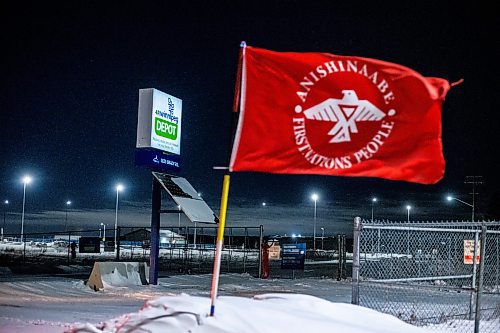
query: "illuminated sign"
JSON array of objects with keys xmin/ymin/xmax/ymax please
[
  {"xmin": 137, "ymin": 88, "xmax": 182, "ymax": 155},
  {"xmin": 281, "ymin": 243, "xmax": 306, "ymax": 270},
  {"xmin": 135, "ymin": 150, "xmax": 180, "ymax": 173}
]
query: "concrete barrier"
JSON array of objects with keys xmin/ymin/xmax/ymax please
[{"xmin": 87, "ymin": 262, "xmax": 149, "ymax": 291}]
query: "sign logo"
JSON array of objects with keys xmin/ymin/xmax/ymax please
[{"xmin": 292, "ymin": 59, "xmax": 397, "ymax": 170}]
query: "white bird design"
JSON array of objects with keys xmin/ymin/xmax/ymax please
[{"xmin": 303, "ymin": 90, "xmax": 386, "ymax": 143}]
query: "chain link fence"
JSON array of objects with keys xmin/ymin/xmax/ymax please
[
  {"xmin": 0, "ymin": 225, "xmax": 264, "ymax": 276},
  {"xmin": 351, "ymin": 218, "xmax": 500, "ymax": 333}
]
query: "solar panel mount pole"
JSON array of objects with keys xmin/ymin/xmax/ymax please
[{"xmin": 149, "ymin": 175, "xmax": 161, "ymax": 285}]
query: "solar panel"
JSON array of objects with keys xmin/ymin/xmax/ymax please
[
  {"xmin": 152, "ymin": 172, "xmax": 218, "ymax": 224},
  {"xmin": 153, "ymin": 173, "xmax": 193, "ymax": 198}
]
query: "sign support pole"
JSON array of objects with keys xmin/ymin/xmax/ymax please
[
  {"xmin": 149, "ymin": 175, "xmax": 161, "ymax": 285},
  {"xmin": 210, "ymin": 174, "xmax": 231, "ymax": 316}
]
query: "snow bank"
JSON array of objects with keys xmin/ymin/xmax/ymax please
[{"xmin": 67, "ymin": 293, "xmax": 439, "ymax": 333}]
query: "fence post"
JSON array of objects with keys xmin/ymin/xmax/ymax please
[
  {"xmin": 469, "ymin": 230, "xmax": 480, "ymax": 319},
  {"xmin": 351, "ymin": 217, "xmax": 362, "ymax": 305},
  {"xmin": 474, "ymin": 225, "xmax": 487, "ymax": 333},
  {"xmin": 337, "ymin": 234, "xmax": 346, "ymax": 280},
  {"xmin": 258, "ymin": 225, "xmax": 263, "ymax": 278}
]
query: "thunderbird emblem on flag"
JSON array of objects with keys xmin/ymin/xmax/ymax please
[
  {"xmin": 303, "ymin": 90, "xmax": 387, "ymax": 143},
  {"xmin": 229, "ymin": 45, "xmax": 453, "ymax": 184}
]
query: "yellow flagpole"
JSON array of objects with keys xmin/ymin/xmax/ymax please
[
  {"xmin": 209, "ymin": 41, "xmax": 245, "ymax": 317},
  {"xmin": 210, "ymin": 174, "xmax": 230, "ymax": 316}
]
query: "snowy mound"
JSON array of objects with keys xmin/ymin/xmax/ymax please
[{"xmin": 67, "ymin": 293, "xmax": 435, "ymax": 333}]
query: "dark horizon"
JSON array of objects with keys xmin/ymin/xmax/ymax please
[{"xmin": 1, "ymin": 2, "xmax": 499, "ymax": 236}]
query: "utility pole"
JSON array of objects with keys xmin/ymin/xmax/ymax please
[{"xmin": 465, "ymin": 176, "xmax": 483, "ymax": 222}]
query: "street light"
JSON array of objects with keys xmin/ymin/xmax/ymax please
[
  {"xmin": 21, "ymin": 176, "xmax": 32, "ymax": 242},
  {"xmin": 321, "ymin": 227, "xmax": 325, "ymax": 250},
  {"xmin": 177, "ymin": 204, "xmax": 181, "ymax": 229},
  {"xmin": 194, "ymin": 194, "xmax": 203, "ymax": 249},
  {"xmin": 311, "ymin": 193, "xmax": 319, "ymax": 252},
  {"xmin": 114, "ymin": 184, "xmax": 124, "ymax": 254},
  {"xmin": 100, "ymin": 222, "xmax": 106, "ymax": 241},
  {"xmin": 371, "ymin": 197, "xmax": 377, "ymax": 223},
  {"xmin": 262, "ymin": 202, "xmax": 266, "ymax": 207},
  {"xmin": 2, "ymin": 200, "xmax": 8, "ymax": 241},
  {"xmin": 65, "ymin": 200, "xmax": 72, "ymax": 231},
  {"xmin": 405, "ymin": 205, "xmax": 412, "ymax": 255},
  {"xmin": 446, "ymin": 195, "xmax": 474, "ymax": 222},
  {"xmin": 3, "ymin": 199, "xmax": 8, "ymax": 228}
]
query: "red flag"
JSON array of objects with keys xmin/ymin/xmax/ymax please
[{"xmin": 229, "ymin": 45, "xmax": 452, "ymax": 184}]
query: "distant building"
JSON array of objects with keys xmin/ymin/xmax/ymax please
[
  {"xmin": 53, "ymin": 235, "xmax": 81, "ymax": 242},
  {"xmin": 121, "ymin": 228, "xmax": 186, "ymax": 247}
]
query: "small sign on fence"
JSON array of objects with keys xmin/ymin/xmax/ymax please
[
  {"xmin": 281, "ymin": 243, "xmax": 306, "ymax": 270},
  {"xmin": 463, "ymin": 240, "xmax": 480, "ymax": 264},
  {"xmin": 268, "ymin": 243, "xmax": 281, "ymax": 260},
  {"xmin": 79, "ymin": 237, "xmax": 101, "ymax": 254}
]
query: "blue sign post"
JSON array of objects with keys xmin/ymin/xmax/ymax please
[{"xmin": 281, "ymin": 243, "xmax": 306, "ymax": 270}]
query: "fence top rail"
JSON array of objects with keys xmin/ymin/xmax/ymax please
[
  {"xmin": 362, "ymin": 220, "xmax": 500, "ymax": 227},
  {"xmin": 362, "ymin": 225, "xmax": 484, "ymax": 233}
]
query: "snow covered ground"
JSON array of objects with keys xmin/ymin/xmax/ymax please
[
  {"xmin": 0, "ymin": 272, "xmax": 350, "ymax": 332},
  {"xmin": 1, "ymin": 271, "xmax": 499, "ymax": 333},
  {"xmin": 1, "ymin": 239, "xmax": 499, "ymax": 333}
]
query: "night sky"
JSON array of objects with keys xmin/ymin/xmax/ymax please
[{"xmin": 1, "ymin": 2, "xmax": 498, "ymax": 236}]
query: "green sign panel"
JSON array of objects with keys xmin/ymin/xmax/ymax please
[{"xmin": 154, "ymin": 117, "xmax": 178, "ymax": 140}]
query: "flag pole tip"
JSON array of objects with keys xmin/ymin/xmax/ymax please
[
  {"xmin": 240, "ymin": 41, "xmax": 247, "ymax": 48},
  {"xmin": 451, "ymin": 78, "xmax": 464, "ymax": 87},
  {"xmin": 213, "ymin": 166, "xmax": 229, "ymax": 170}
]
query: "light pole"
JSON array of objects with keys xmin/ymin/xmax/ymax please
[
  {"xmin": 446, "ymin": 195, "xmax": 474, "ymax": 222},
  {"xmin": 193, "ymin": 192, "xmax": 203, "ymax": 249},
  {"xmin": 65, "ymin": 200, "xmax": 71, "ymax": 231},
  {"xmin": 3, "ymin": 200, "xmax": 8, "ymax": 228},
  {"xmin": 406, "ymin": 205, "xmax": 411, "ymax": 254},
  {"xmin": 177, "ymin": 205, "xmax": 181, "ymax": 229},
  {"xmin": 100, "ymin": 222, "xmax": 106, "ymax": 241},
  {"xmin": 2, "ymin": 200, "xmax": 8, "ymax": 241},
  {"xmin": 321, "ymin": 227, "xmax": 325, "ymax": 250},
  {"xmin": 21, "ymin": 176, "xmax": 32, "ymax": 242},
  {"xmin": 371, "ymin": 197, "xmax": 377, "ymax": 223},
  {"xmin": 114, "ymin": 184, "xmax": 124, "ymax": 255},
  {"xmin": 311, "ymin": 193, "xmax": 319, "ymax": 252}
]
